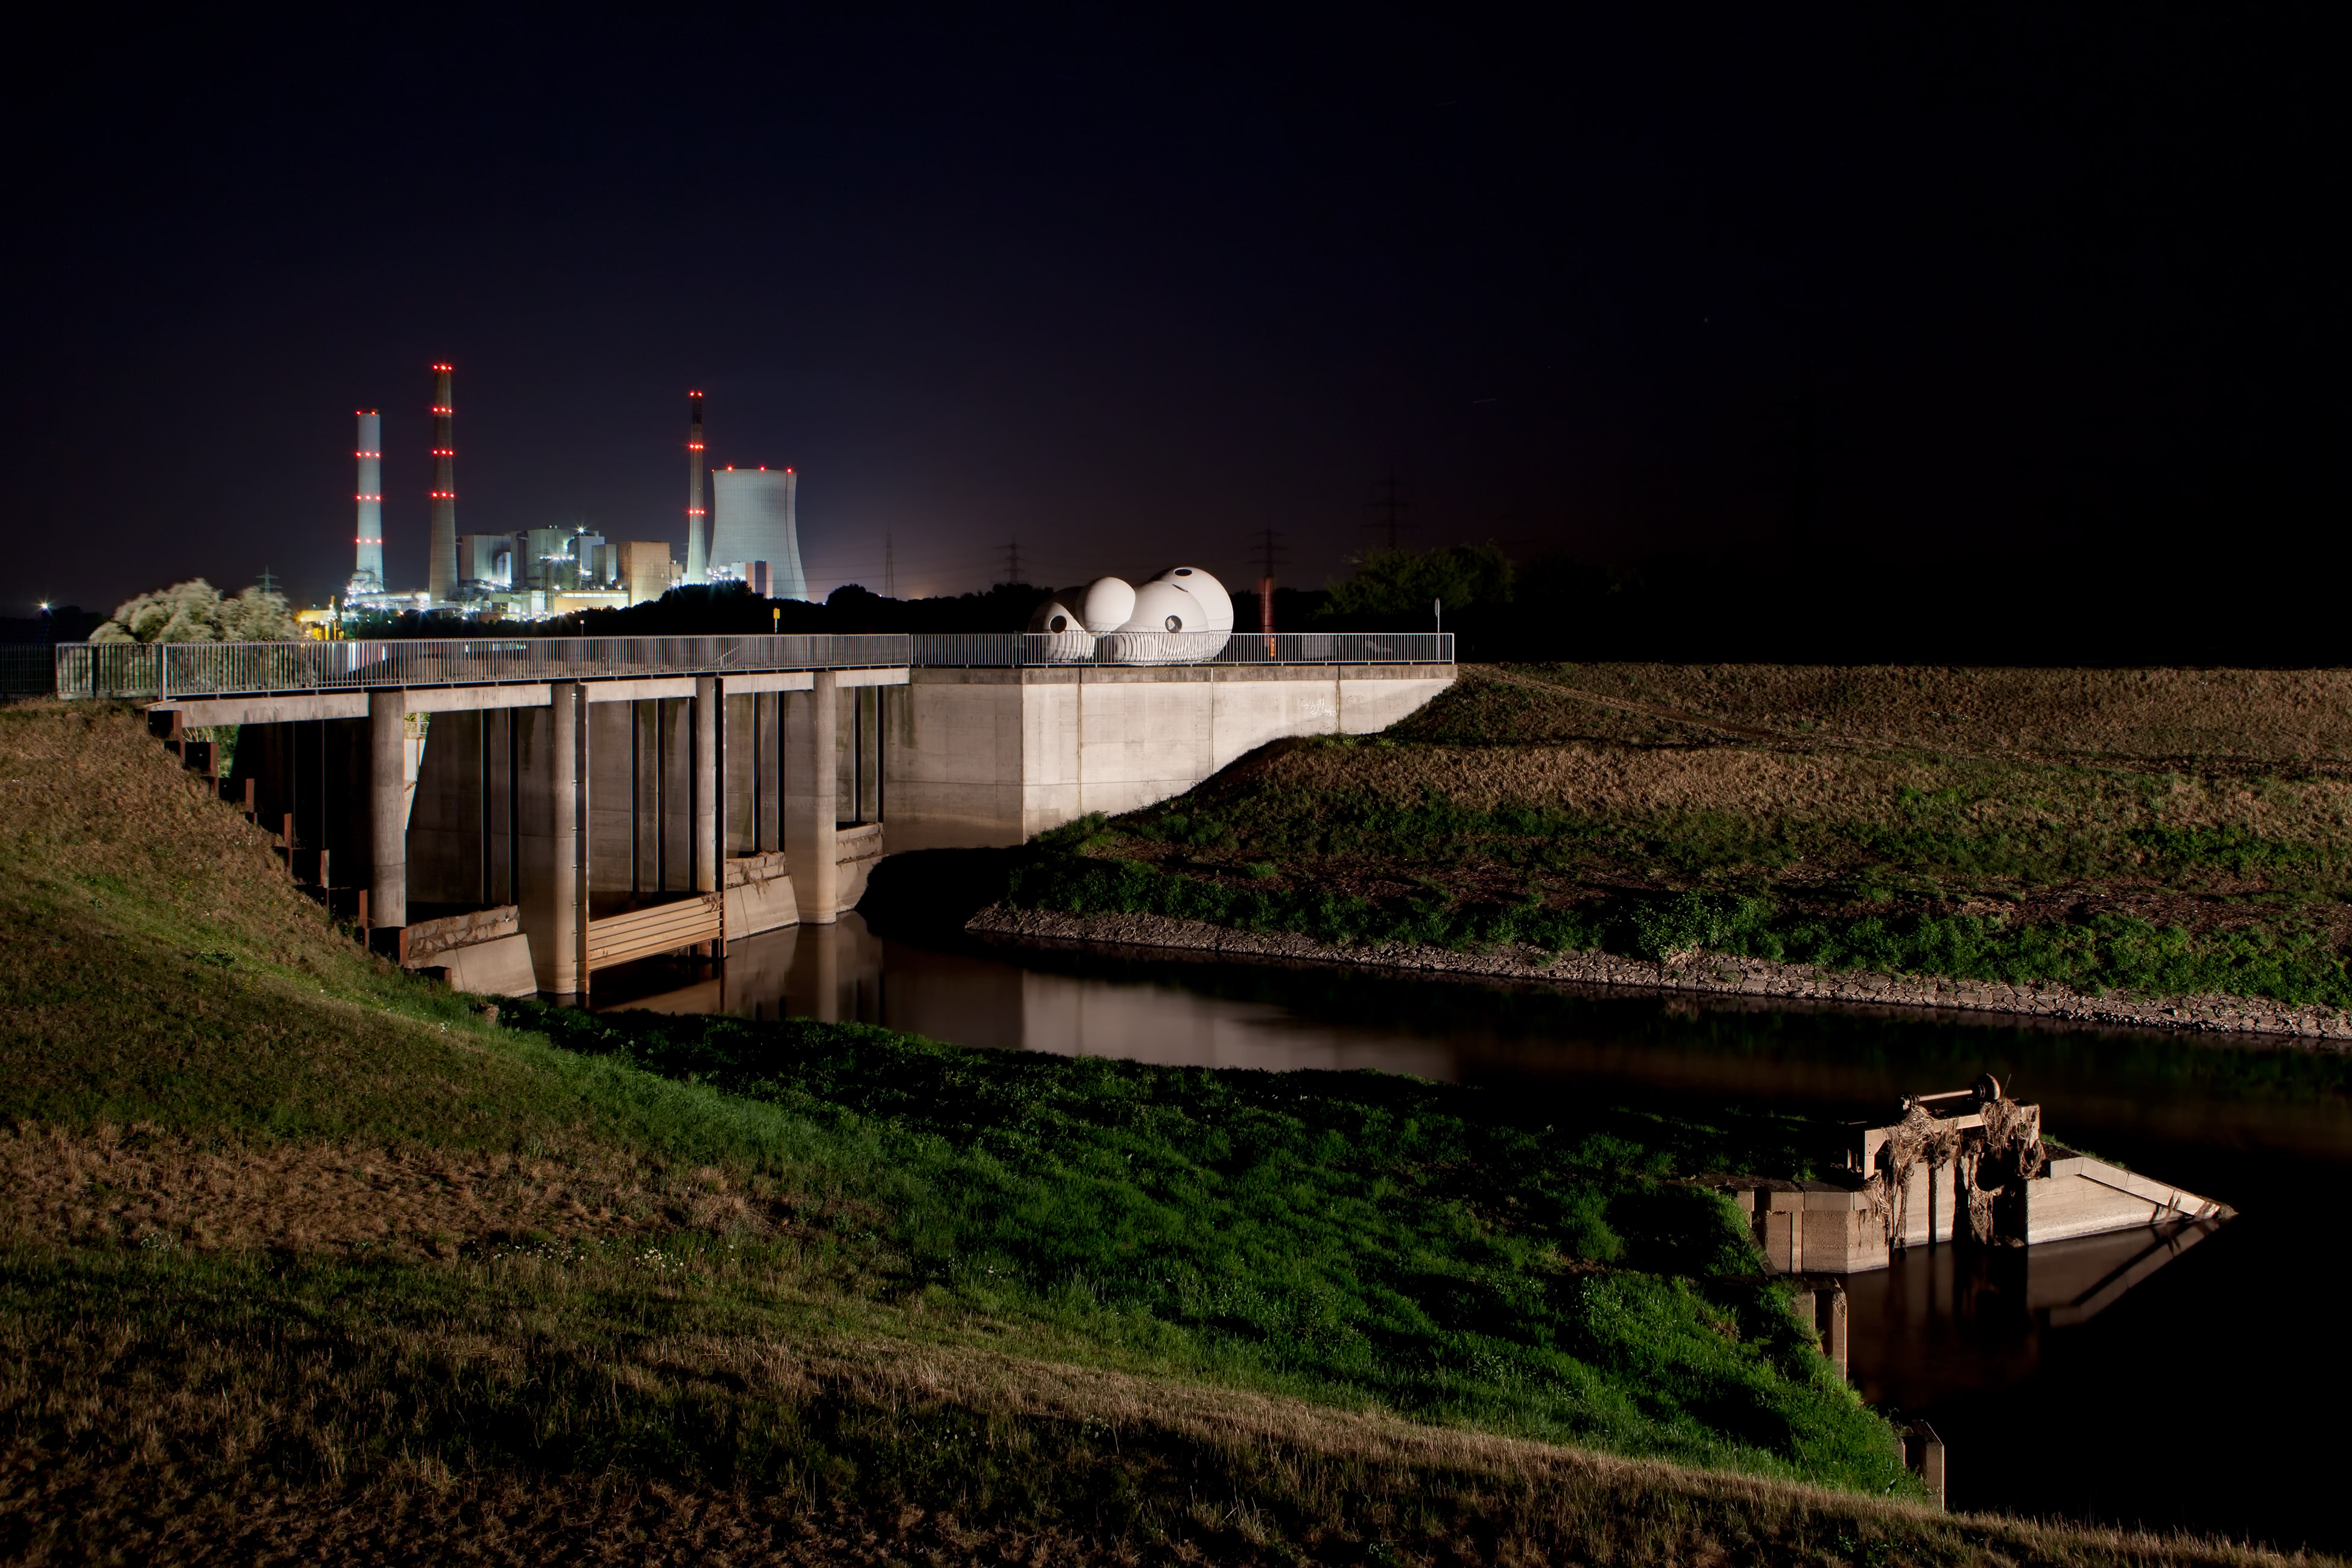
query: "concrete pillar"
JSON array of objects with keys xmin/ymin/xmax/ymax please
[
  {"xmin": 786, "ymin": 670, "xmax": 838, "ymax": 922},
  {"xmin": 1819, "ymin": 1282, "xmax": 1849, "ymax": 1380},
  {"xmin": 519, "ymin": 683, "xmax": 584, "ymax": 996},
  {"xmin": 368, "ymin": 690, "xmax": 407, "ymax": 931},
  {"xmin": 694, "ymin": 675, "xmax": 720, "ymax": 893},
  {"xmin": 1905, "ymin": 1422, "xmax": 1947, "ymax": 1509}
]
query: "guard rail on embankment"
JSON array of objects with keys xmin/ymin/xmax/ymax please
[{"xmin": 54, "ymin": 632, "xmax": 1453, "ymax": 701}]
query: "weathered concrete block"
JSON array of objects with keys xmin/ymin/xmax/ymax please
[
  {"xmin": 438, "ymin": 933, "xmax": 539, "ymax": 997},
  {"xmin": 724, "ymin": 868, "xmax": 800, "ymax": 938}
]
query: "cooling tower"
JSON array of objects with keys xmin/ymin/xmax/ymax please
[
  {"xmin": 684, "ymin": 390, "xmax": 709, "ymax": 584},
  {"xmin": 709, "ymin": 467, "xmax": 807, "ymax": 600},
  {"xmin": 426, "ymin": 364, "xmax": 458, "ymax": 601},
  {"xmin": 351, "ymin": 411, "xmax": 384, "ymax": 593}
]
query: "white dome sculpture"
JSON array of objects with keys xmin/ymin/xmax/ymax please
[
  {"xmin": 1102, "ymin": 571, "xmax": 1233, "ymax": 664},
  {"xmin": 1078, "ymin": 575, "xmax": 1137, "ymax": 633},
  {"xmin": 1151, "ymin": 566, "xmax": 1234, "ymax": 631},
  {"xmin": 1025, "ymin": 592, "xmax": 1096, "ymax": 662}
]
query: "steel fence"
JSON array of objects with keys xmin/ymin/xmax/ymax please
[
  {"xmin": 1, "ymin": 645, "xmax": 57, "ymax": 698},
  {"xmin": 56, "ymin": 630, "xmax": 1452, "ymax": 701},
  {"xmin": 906, "ymin": 631, "xmax": 1453, "ymax": 668}
]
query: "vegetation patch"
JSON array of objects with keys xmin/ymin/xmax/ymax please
[
  {"xmin": 0, "ymin": 698, "xmax": 2310, "ymax": 1561},
  {"xmin": 1002, "ymin": 666, "xmax": 2352, "ymax": 1014}
]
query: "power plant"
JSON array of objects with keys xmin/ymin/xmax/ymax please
[
  {"xmin": 708, "ymin": 466, "xmax": 807, "ymax": 601},
  {"xmin": 326, "ymin": 367, "xmax": 821, "ymax": 625}
]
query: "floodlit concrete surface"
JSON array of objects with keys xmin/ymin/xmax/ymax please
[
  {"xmin": 437, "ymin": 933, "xmax": 539, "ymax": 996},
  {"xmin": 885, "ymin": 663, "xmax": 1455, "ymax": 850}
]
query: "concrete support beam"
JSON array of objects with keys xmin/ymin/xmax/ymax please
[
  {"xmin": 156, "ymin": 693, "xmax": 369, "ymax": 727},
  {"xmin": 399, "ymin": 683, "xmax": 551, "ymax": 714},
  {"xmin": 586, "ymin": 676, "xmax": 698, "ymax": 703},
  {"xmin": 721, "ymin": 669, "xmax": 817, "ymax": 695},
  {"xmin": 368, "ymin": 690, "xmax": 407, "ymax": 930},
  {"xmin": 694, "ymin": 675, "xmax": 720, "ymax": 894},
  {"xmin": 520, "ymin": 681, "xmax": 585, "ymax": 996},
  {"xmin": 154, "ymin": 683, "xmax": 553, "ymax": 728},
  {"xmin": 786, "ymin": 671, "xmax": 839, "ymax": 923}
]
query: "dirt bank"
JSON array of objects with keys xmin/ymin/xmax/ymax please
[{"xmin": 969, "ymin": 903, "xmax": 2352, "ymax": 1043}]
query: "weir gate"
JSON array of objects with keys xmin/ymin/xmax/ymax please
[{"xmin": 60, "ymin": 633, "xmax": 1454, "ymax": 997}]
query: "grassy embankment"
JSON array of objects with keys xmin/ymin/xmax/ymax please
[
  {"xmin": 1011, "ymin": 665, "xmax": 2352, "ymax": 1013},
  {"xmin": 0, "ymin": 699, "xmax": 2298, "ymax": 1563}
]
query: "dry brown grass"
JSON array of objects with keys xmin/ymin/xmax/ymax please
[
  {"xmin": 0, "ymin": 1121, "xmax": 803, "ymax": 1259},
  {"xmin": 1245, "ymin": 727, "xmax": 2352, "ymax": 849},
  {"xmin": 1534, "ymin": 665, "xmax": 2352, "ymax": 765},
  {"xmin": 0, "ymin": 1298, "xmax": 2313, "ymax": 1568}
]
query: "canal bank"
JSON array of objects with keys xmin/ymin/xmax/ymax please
[
  {"xmin": 969, "ymin": 902, "xmax": 2352, "ymax": 1042},
  {"xmin": 594, "ymin": 911, "xmax": 2352, "ymax": 1552}
]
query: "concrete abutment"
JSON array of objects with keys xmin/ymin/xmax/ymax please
[{"xmin": 180, "ymin": 660, "xmax": 1453, "ymax": 993}]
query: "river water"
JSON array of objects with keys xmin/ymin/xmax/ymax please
[{"xmin": 595, "ymin": 914, "xmax": 2349, "ymax": 1551}]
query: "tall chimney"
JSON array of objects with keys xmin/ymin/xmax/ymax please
[
  {"xmin": 427, "ymin": 363, "xmax": 458, "ymax": 602},
  {"xmin": 352, "ymin": 411, "xmax": 384, "ymax": 593},
  {"xmin": 684, "ymin": 390, "xmax": 708, "ymax": 583}
]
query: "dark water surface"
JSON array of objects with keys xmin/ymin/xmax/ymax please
[{"xmin": 595, "ymin": 915, "xmax": 2350, "ymax": 1551}]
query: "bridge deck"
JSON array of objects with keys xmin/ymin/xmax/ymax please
[{"xmin": 58, "ymin": 632, "xmax": 1452, "ymax": 703}]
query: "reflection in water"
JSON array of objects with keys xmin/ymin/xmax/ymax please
[
  {"xmin": 593, "ymin": 914, "xmax": 2352, "ymax": 1551},
  {"xmin": 601, "ymin": 917, "xmax": 1459, "ymax": 1076},
  {"xmin": 1845, "ymin": 1221, "xmax": 2222, "ymax": 1410}
]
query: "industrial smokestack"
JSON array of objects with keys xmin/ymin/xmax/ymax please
[
  {"xmin": 352, "ymin": 411, "xmax": 384, "ymax": 593},
  {"xmin": 684, "ymin": 390, "xmax": 708, "ymax": 583},
  {"xmin": 427, "ymin": 363, "xmax": 458, "ymax": 602}
]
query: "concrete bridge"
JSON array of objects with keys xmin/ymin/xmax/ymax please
[{"xmin": 63, "ymin": 633, "xmax": 1453, "ymax": 997}]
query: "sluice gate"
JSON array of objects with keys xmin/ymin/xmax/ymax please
[
  {"xmin": 101, "ymin": 633, "xmax": 1456, "ymax": 999},
  {"xmin": 1706, "ymin": 1075, "xmax": 2233, "ymax": 1276}
]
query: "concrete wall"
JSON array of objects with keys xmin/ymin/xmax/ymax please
[{"xmin": 885, "ymin": 663, "xmax": 1453, "ymax": 851}]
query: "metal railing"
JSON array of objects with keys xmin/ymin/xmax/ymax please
[
  {"xmin": 57, "ymin": 630, "xmax": 1452, "ymax": 701},
  {"xmin": 1, "ymin": 645, "xmax": 57, "ymax": 698},
  {"xmin": 909, "ymin": 631, "xmax": 1453, "ymax": 668}
]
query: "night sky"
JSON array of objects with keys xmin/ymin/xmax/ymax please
[{"xmin": 5, "ymin": 8, "xmax": 2344, "ymax": 630}]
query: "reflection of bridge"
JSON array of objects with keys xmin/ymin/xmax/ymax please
[{"xmin": 66, "ymin": 633, "xmax": 1453, "ymax": 997}]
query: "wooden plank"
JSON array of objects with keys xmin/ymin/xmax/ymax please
[{"xmin": 586, "ymin": 895, "xmax": 722, "ymax": 971}]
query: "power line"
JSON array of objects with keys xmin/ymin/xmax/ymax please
[{"xmin": 1364, "ymin": 473, "xmax": 1411, "ymax": 551}]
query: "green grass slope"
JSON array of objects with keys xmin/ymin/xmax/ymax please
[
  {"xmin": 1006, "ymin": 665, "xmax": 2352, "ymax": 1014},
  {"xmin": 0, "ymin": 701, "xmax": 2298, "ymax": 1564}
]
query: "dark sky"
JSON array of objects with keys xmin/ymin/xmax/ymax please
[{"xmin": 4, "ymin": 6, "xmax": 2344, "ymax": 619}]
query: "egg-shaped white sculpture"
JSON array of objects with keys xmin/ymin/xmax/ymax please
[
  {"xmin": 1025, "ymin": 593, "xmax": 1096, "ymax": 662},
  {"xmin": 1125, "ymin": 579, "xmax": 1201, "ymax": 634},
  {"xmin": 1102, "ymin": 578, "xmax": 1232, "ymax": 664},
  {"xmin": 1150, "ymin": 566, "xmax": 1233, "ymax": 631},
  {"xmin": 1078, "ymin": 575, "xmax": 1137, "ymax": 633}
]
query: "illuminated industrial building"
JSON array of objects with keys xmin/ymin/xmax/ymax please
[{"xmin": 327, "ymin": 368, "xmax": 707, "ymax": 624}]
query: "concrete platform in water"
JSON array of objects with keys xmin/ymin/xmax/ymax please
[{"xmin": 1702, "ymin": 1076, "xmax": 2231, "ymax": 1276}]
